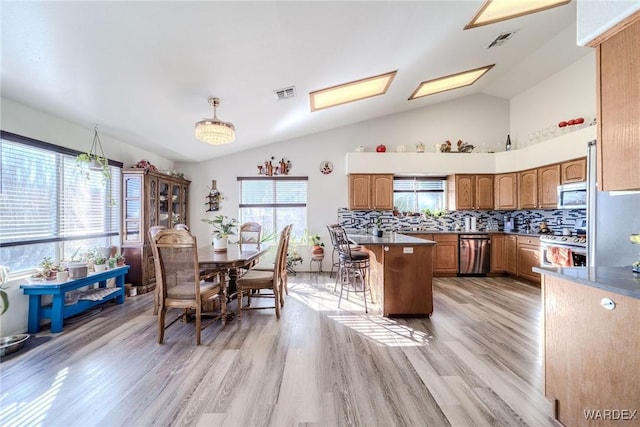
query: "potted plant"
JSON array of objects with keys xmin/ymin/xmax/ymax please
[
  {"xmin": 115, "ymin": 252, "xmax": 126, "ymax": 267},
  {"xmin": 309, "ymin": 234, "xmax": 325, "ymax": 257},
  {"xmin": 374, "ymin": 218, "xmax": 384, "ymax": 237},
  {"xmin": 94, "ymin": 255, "xmax": 107, "ymax": 272},
  {"xmin": 201, "ymin": 215, "xmax": 239, "ymax": 252}
]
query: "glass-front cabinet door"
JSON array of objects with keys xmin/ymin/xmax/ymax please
[
  {"xmin": 159, "ymin": 180, "xmax": 170, "ymax": 228},
  {"xmin": 148, "ymin": 176, "xmax": 158, "ymax": 228},
  {"xmin": 171, "ymin": 183, "xmax": 182, "ymax": 227},
  {"xmin": 123, "ymin": 175, "xmax": 142, "ymax": 243}
]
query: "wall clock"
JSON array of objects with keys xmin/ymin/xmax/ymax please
[{"xmin": 319, "ymin": 161, "xmax": 333, "ymax": 175}]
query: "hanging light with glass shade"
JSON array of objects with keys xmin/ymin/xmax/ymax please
[{"xmin": 195, "ymin": 97, "xmax": 235, "ymax": 145}]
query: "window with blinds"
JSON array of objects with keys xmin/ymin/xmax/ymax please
[
  {"xmin": 393, "ymin": 177, "xmax": 447, "ymax": 213},
  {"xmin": 0, "ymin": 131, "xmax": 122, "ymax": 274},
  {"xmin": 237, "ymin": 176, "xmax": 307, "ymax": 242}
]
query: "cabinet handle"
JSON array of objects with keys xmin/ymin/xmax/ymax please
[
  {"xmin": 384, "ymin": 246, "xmax": 390, "ymax": 251},
  {"xmin": 600, "ymin": 298, "xmax": 616, "ymax": 310}
]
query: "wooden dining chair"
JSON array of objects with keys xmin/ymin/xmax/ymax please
[
  {"xmin": 239, "ymin": 222, "xmax": 262, "ymax": 244},
  {"xmin": 235, "ymin": 226, "xmax": 289, "ymax": 319},
  {"xmin": 150, "ymin": 229, "xmax": 227, "ymax": 344},
  {"xmin": 251, "ymin": 224, "xmax": 292, "ymax": 303}
]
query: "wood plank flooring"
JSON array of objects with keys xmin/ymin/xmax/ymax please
[{"xmin": 0, "ymin": 275, "xmax": 555, "ymax": 427}]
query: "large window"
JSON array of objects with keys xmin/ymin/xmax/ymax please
[
  {"xmin": 393, "ymin": 177, "xmax": 446, "ymax": 213},
  {"xmin": 0, "ymin": 131, "xmax": 122, "ymax": 275},
  {"xmin": 238, "ymin": 177, "xmax": 307, "ymax": 242}
]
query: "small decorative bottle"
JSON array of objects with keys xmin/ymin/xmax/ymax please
[{"xmin": 505, "ymin": 134, "xmax": 512, "ymax": 151}]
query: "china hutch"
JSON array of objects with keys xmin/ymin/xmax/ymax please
[{"xmin": 121, "ymin": 169, "xmax": 190, "ymax": 293}]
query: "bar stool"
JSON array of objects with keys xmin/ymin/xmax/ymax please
[{"xmin": 328, "ymin": 225, "xmax": 372, "ymax": 313}]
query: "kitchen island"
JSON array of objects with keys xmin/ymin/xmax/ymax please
[
  {"xmin": 533, "ymin": 266, "xmax": 640, "ymax": 426},
  {"xmin": 348, "ymin": 233, "xmax": 436, "ymax": 317}
]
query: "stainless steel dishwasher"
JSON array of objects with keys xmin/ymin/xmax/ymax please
[{"xmin": 458, "ymin": 234, "xmax": 490, "ymax": 275}]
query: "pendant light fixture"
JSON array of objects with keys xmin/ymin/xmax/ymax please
[{"xmin": 195, "ymin": 97, "xmax": 235, "ymax": 145}]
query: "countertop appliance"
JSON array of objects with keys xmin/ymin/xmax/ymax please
[{"xmin": 459, "ymin": 234, "xmax": 490, "ymax": 275}]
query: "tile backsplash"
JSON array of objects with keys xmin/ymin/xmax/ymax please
[{"xmin": 337, "ymin": 208, "xmax": 586, "ymax": 234}]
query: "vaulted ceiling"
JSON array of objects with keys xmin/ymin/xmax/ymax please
[{"xmin": 1, "ymin": 1, "xmax": 591, "ymax": 162}]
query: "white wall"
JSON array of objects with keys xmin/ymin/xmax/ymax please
[
  {"xmin": 0, "ymin": 97, "xmax": 175, "ymax": 337},
  {"xmin": 509, "ymin": 52, "xmax": 596, "ymax": 150}
]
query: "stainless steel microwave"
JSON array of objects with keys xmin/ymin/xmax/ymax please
[{"xmin": 557, "ymin": 182, "xmax": 587, "ymax": 209}]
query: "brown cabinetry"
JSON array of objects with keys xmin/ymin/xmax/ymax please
[
  {"xmin": 494, "ymin": 173, "xmax": 518, "ymax": 210},
  {"xmin": 560, "ymin": 157, "xmax": 586, "ymax": 184},
  {"xmin": 122, "ymin": 169, "xmax": 190, "ymax": 292},
  {"xmin": 447, "ymin": 174, "xmax": 494, "ymax": 210},
  {"xmin": 348, "ymin": 174, "xmax": 393, "ymax": 210},
  {"xmin": 490, "ymin": 234, "xmax": 505, "ymax": 273},
  {"xmin": 518, "ymin": 166, "xmax": 560, "ymax": 209},
  {"xmin": 505, "ymin": 235, "xmax": 517, "ymax": 275},
  {"xmin": 516, "ymin": 235, "xmax": 540, "ymax": 283},
  {"xmin": 432, "ymin": 234, "xmax": 459, "ymax": 276},
  {"xmin": 543, "ymin": 276, "xmax": 640, "ymax": 426},
  {"xmin": 537, "ymin": 164, "xmax": 560, "ymax": 209},
  {"xmin": 596, "ymin": 14, "xmax": 640, "ymax": 191}
]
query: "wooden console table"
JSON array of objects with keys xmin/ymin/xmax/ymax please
[{"xmin": 20, "ymin": 266, "xmax": 129, "ymax": 333}]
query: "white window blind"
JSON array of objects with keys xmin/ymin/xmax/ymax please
[
  {"xmin": 0, "ymin": 132, "xmax": 121, "ymax": 273},
  {"xmin": 237, "ymin": 177, "xmax": 308, "ymax": 242}
]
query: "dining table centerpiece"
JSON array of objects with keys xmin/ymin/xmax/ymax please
[{"xmin": 202, "ymin": 214, "xmax": 239, "ymax": 252}]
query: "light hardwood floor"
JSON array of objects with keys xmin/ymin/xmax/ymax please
[{"xmin": 0, "ymin": 275, "xmax": 555, "ymax": 427}]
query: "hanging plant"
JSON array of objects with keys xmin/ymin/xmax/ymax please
[{"xmin": 76, "ymin": 126, "xmax": 111, "ymax": 184}]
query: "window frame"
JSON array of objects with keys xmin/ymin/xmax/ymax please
[
  {"xmin": 0, "ymin": 130, "xmax": 123, "ymax": 275},
  {"xmin": 393, "ymin": 176, "xmax": 447, "ymax": 213}
]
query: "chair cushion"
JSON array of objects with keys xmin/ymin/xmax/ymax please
[
  {"xmin": 167, "ymin": 280, "xmax": 220, "ymax": 300},
  {"xmin": 339, "ymin": 250, "xmax": 369, "ymax": 261},
  {"xmin": 236, "ymin": 269, "xmax": 275, "ymax": 288}
]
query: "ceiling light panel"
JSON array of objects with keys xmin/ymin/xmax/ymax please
[
  {"xmin": 310, "ymin": 71, "xmax": 397, "ymax": 112},
  {"xmin": 464, "ymin": 0, "xmax": 570, "ymax": 30},
  {"xmin": 409, "ymin": 65, "xmax": 495, "ymax": 100}
]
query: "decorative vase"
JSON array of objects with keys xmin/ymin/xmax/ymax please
[{"xmin": 213, "ymin": 237, "xmax": 228, "ymax": 252}]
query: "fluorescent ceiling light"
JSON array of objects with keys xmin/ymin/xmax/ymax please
[
  {"xmin": 310, "ymin": 71, "xmax": 397, "ymax": 112},
  {"xmin": 464, "ymin": 0, "xmax": 570, "ymax": 30},
  {"xmin": 409, "ymin": 65, "xmax": 495, "ymax": 100}
]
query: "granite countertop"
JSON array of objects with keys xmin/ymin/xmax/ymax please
[
  {"xmin": 400, "ymin": 230, "xmax": 542, "ymax": 237},
  {"xmin": 348, "ymin": 233, "xmax": 436, "ymax": 245},
  {"xmin": 533, "ymin": 266, "xmax": 640, "ymax": 300}
]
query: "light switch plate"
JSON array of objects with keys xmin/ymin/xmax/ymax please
[{"xmin": 403, "ymin": 247, "xmax": 413, "ymax": 254}]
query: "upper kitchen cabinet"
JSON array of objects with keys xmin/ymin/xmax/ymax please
[
  {"xmin": 447, "ymin": 174, "xmax": 494, "ymax": 210},
  {"xmin": 518, "ymin": 169, "xmax": 538, "ymax": 209},
  {"xmin": 538, "ymin": 164, "xmax": 560, "ymax": 209},
  {"xmin": 518, "ymin": 165, "xmax": 560, "ymax": 209},
  {"xmin": 560, "ymin": 158, "xmax": 587, "ymax": 184},
  {"xmin": 348, "ymin": 174, "xmax": 393, "ymax": 210},
  {"xmin": 494, "ymin": 173, "xmax": 518, "ymax": 210},
  {"xmin": 595, "ymin": 12, "xmax": 640, "ymax": 191}
]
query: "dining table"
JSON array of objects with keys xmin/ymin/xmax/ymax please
[{"xmin": 198, "ymin": 243, "xmax": 269, "ymax": 300}]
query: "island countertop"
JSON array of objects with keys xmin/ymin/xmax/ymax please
[
  {"xmin": 348, "ymin": 233, "xmax": 436, "ymax": 245},
  {"xmin": 533, "ymin": 266, "xmax": 640, "ymax": 299}
]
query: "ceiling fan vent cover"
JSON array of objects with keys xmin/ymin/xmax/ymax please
[{"xmin": 274, "ymin": 86, "xmax": 296, "ymax": 100}]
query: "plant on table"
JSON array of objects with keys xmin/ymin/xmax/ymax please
[
  {"xmin": 201, "ymin": 215, "xmax": 239, "ymax": 239},
  {"xmin": 308, "ymin": 233, "xmax": 325, "ymax": 257}
]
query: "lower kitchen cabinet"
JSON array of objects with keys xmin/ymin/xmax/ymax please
[
  {"xmin": 432, "ymin": 234, "xmax": 458, "ymax": 276},
  {"xmin": 505, "ymin": 235, "xmax": 517, "ymax": 275},
  {"xmin": 490, "ymin": 234, "xmax": 505, "ymax": 273},
  {"xmin": 517, "ymin": 235, "xmax": 540, "ymax": 283},
  {"xmin": 543, "ymin": 275, "xmax": 640, "ymax": 426}
]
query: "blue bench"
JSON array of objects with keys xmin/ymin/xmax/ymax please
[{"xmin": 20, "ymin": 265, "xmax": 130, "ymax": 333}]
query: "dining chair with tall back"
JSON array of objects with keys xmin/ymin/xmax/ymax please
[
  {"xmin": 235, "ymin": 225, "xmax": 289, "ymax": 319},
  {"xmin": 251, "ymin": 224, "xmax": 292, "ymax": 304},
  {"xmin": 149, "ymin": 225, "xmax": 167, "ymax": 315},
  {"xmin": 239, "ymin": 222, "xmax": 262, "ymax": 244},
  {"xmin": 150, "ymin": 229, "xmax": 227, "ymax": 344}
]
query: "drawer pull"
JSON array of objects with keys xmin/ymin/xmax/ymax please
[{"xmin": 600, "ymin": 298, "xmax": 615, "ymax": 310}]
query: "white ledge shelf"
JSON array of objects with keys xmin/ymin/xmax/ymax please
[{"xmin": 345, "ymin": 126, "xmax": 596, "ymax": 175}]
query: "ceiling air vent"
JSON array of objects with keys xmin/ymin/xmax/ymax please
[
  {"xmin": 274, "ymin": 86, "xmax": 296, "ymax": 100},
  {"xmin": 487, "ymin": 31, "xmax": 516, "ymax": 49}
]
